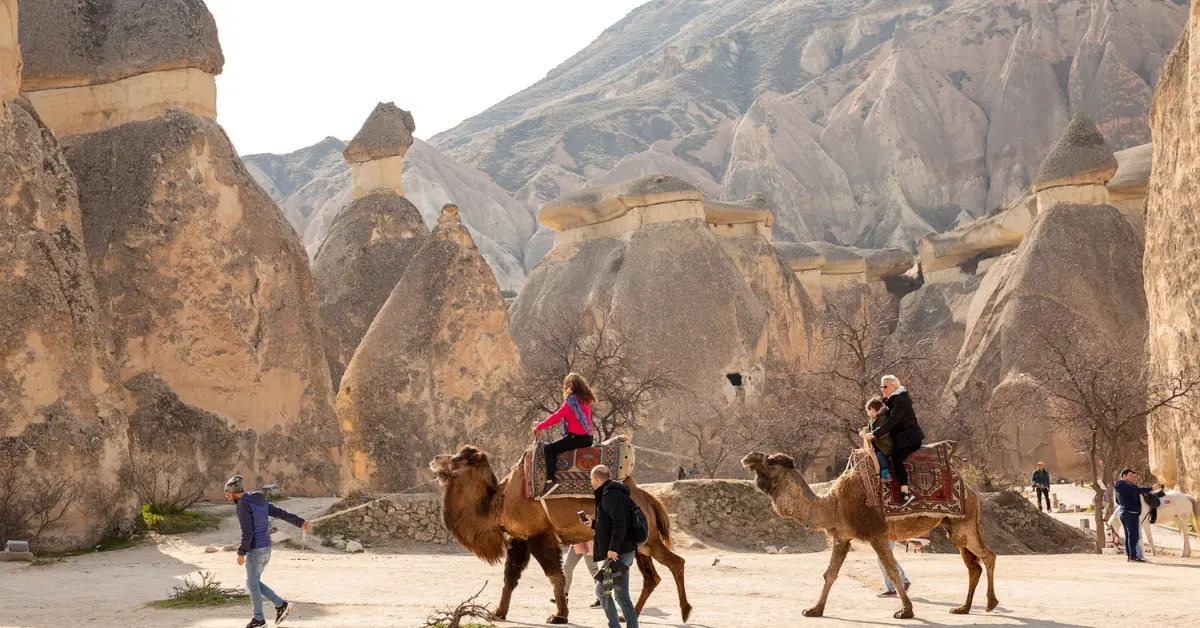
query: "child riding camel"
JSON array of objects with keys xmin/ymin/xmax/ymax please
[
  {"xmin": 864, "ymin": 397, "xmax": 892, "ymax": 482},
  {"xmin": 533, "ymin": 372, "xmax": 596, "ymax": 494}
]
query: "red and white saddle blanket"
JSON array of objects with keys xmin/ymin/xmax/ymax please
[
  {"xmin": 850, "ymin": 440, "xmax": 967, "ymax": 520},
  {"xmin": 521, "ymin": 437, "xmax": 635, "ymax": 500}
]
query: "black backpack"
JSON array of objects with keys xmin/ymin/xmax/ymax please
[{"xmin": 628, "ymin": 499, "xmax": 649, "ymax": 548}]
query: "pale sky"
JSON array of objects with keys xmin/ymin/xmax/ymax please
[{"xmin": 208, "ymin": 0, "xmax": 646, "ymax": 156}]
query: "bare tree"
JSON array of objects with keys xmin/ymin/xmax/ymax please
[
  {"xmin": 506, "ymin": 313, "xmax": 675, "ymax": 441},
  {"xmin": 1024, "ymin": 322, "xmax": 1200, "ymax": 552},
  {"xmin": 0, "ymin": 452, "xmax": 80, "ymax": 549},
  {"xmin": 118, "ymin": 447, "xmax": 207, "ymax": 510},
  {"xmin": 681, "ymin": 402, "xmax": 758, "ymax": 479}
]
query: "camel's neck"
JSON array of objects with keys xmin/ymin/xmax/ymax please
[
  {"xmin": 443, "ymin": 469, "xmax": 504, "ymax": 540},
  {"xmin": 777, "ymin": 470, "xmax": 835, "ymax": 529}
]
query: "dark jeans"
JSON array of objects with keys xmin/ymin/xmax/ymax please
[
  {"xmin": 1120, "ymin": 511, "xmax": 1141, "ymax": 559},
  {"xmin": 889, "ymin": 442, "xmax": 920, "ymax": 488},
  {"xmin": 543, "ymin": 433, "xmax": 593, "ymax": 483},
  {"xmin": 595, "ymin": 552, "xmax": 637, "ymax": 628},
  {"xmin": 1036, "ymin": 487, "xmax": 1050, "ymax": 511}
]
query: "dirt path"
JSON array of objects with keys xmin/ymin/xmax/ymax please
[{"xmin": 3, "ymin": 498, "xmax": 1197, "ymax": 628}]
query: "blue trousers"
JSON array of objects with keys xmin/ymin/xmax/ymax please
[
  {"xmin": 595, "ymin": 552, "xmax": 637, "ymax": 628},
  {"xmin": 1120, "ymin": 511, "xmax": 1141, "ymax": 559},
  {"xmin": 877, "ymin": 541, "xmax": 909, "ymax": 592},
  {"xmin": 245, "ymin": 547, "xmax": 285, "ymax": 620}
]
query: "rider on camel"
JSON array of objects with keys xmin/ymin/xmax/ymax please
[
  {"xmin": 867, "ymin": 375, "xmax": 924, "ymax": 507},
  {"xmin": 533, "ymin": 372, "xmax": 596, "ymax": 495}
]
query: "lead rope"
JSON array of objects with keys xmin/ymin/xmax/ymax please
[{"xmin": 299, "ymin": 478, "xmax": 440, "ymax": 544}]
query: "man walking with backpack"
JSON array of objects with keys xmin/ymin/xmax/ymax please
[{"xmin": 584, "ymin": 465, "xmax": 643, "ymax": 628}]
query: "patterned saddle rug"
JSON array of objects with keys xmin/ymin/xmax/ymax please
[
  {"xmin": 849, "ymin": 440, "xmax": 966, "ymax": 520},
  {"xmin": 522, "ymin": 438, "xmax": 635, "ymax": 500}
]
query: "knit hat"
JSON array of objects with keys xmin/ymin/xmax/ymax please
[{"xmin": 224, "ymin": 474, "xmax": 245, "ymax": 494}]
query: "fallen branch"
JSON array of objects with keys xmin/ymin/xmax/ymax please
[{"xmin": 423, "ymin": 582, "xmax": 495, "ymax": 628}]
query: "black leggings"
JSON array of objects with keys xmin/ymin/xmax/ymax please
[
  {"xmin": 543, "ymin": 433, "xmax": 593, "ymax": 482},
  {"xmin": 889, "ymin": 443, "xmax": 921, "ymax": 488}
]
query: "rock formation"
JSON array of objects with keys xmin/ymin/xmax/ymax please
[
  {"xmin": 1030, "ymin": 113, "xmax": 1120, "ymax": 209},
  {"xmin": 337, "ymin": 205, "xmax": 520, "ymax": 490},
  {"xmin": 312, "ymin": 104, "xmax": 429, "ymax": 390},
  {"xmin": 431, "ymin": 0, "xmax": 1185, "ymax": 249},
  {"xmin": 243, "ymin": 138, "xmax": 536, "ymax": 292},
  {"xmin": 0, "ymin": 0, "xmax": 129, "ymax": 549},
  {"xmin": 1145, "ymin": 14, "xmax": 1200, "ymax": 494},
  {"xmin": 512, "ymin": 175, "xmax": 816, "ymax": 467},
  {"xmin": 19, "ymin": 0, "xmax": 344, "ymax": 494},
  {"xmin": 1109, "ymin": 143, "xmax": 1152, "ymax": 221}
]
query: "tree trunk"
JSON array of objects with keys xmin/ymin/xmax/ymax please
[{"xmin": 1089, "ymin": 438, "xmax": 1105, "ymax": 554}]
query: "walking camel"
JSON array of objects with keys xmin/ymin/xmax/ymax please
[
  {"xmin": 742, "ymin": 451, "xmax": 997, "ymax": 619},
  {"xmin": 430, "ymin": 445, "xmax": 692, "ymax": 624}
]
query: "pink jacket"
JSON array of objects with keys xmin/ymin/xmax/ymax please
[{"xmin": 535, "ymin": 395, "xmax": 593, "ymax": 436}]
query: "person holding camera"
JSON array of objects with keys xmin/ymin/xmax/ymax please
[{"xmin": 581, "ymin": 465, "xmax": 639, "ymax": 628}]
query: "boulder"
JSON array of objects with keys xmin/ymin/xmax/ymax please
[
  {"xmin": 343, "ymin": 102, "xmax": 415, "ymax": 164},
  {"xmin": 1145, "ymin": 18, "xmax": 1200, "ymax": 494},
  {"xmin": 1031, "ymin": 113, "xmax": 1119, "ymax": 193},
  {"xmin": 337, "ymin": 205, "xmax": 519, "ymax": 490},
  {"xmin": 65, "ymin": 111, "xmax": 344, "ymax": 494}
]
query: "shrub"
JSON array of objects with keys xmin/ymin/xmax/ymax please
[
  {"xmin": 140, "ymin": 504, "xmax": 221, "ymax": 534},
  {"xmin": 146, "ymin": 571, "xmax": 248, "ymax": 609}
]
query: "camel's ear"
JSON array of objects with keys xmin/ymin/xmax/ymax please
[{"xmin": 767, "ymin": 453, "xmax": 796, "ymax": 470}]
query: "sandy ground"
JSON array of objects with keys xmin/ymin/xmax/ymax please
[{"xmin": 3, "ymin": 497, "xmax": 1199, "ymax": 628}]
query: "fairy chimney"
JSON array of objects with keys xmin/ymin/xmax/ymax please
[
  {"xmin": 18, "ymin": 0, "xmax": 345, "ymax": 494},
  {"xmin": 343, "ymin": 102, "xmax": 415, "ymax": 200},
  {"xmin": 1031, "ymin": 113, "xmax": 1118, "ymax": 210}
]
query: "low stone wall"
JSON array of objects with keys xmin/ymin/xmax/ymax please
[{"xmin": 312, "ymin": 492, "xmax": 448, "ymax": 545}]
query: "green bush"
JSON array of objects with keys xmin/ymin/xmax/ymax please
[
  {"xmin": 141, "ymin": 504, "xmax": 221, "ymax": 534},
  {"xmin": 146, "ymin": 571, "xmax": 247, "ymax": 609}
]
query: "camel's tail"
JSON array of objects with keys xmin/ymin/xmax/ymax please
[{"xmin": 643, "ymin": 490, "xmax": 673, "ymax": 550}]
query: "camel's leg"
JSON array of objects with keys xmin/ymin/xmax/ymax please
[
  {"xmin": 495, "ymin": 538, "xmax": 531, "ymax": 621},
  {"xmin": 953, "ymin": 547, "xmax": 982, "ymax": 614},
  {"xmin": 803, "ymin": 539, "xmax": 851, "ymax": 618},
  {"xmin": 947, "ymin": 518, "xmax": 998, "ymax": 612},
  {"xmin": 646, "ymin": 540, "xmax": 692, "ymax": 622},
  {"xmin": 633, "ymin": 551, "xmax": 660, "ymax": 615},
  {"xmin": 528, "ymin": 534, "xmax": 569, "ymax": 624},
  {"xmin": 868, "ymin": 536, "xmax": 914, "ymax": 619}
]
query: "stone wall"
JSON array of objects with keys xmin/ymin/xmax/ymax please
[
  {"xmin": 312, "ymin": 492, "xmax": 448, "ymax": 545},
  {"xmin": 644, "ymin": 480, "xmax": 828, "ymax": 552}
]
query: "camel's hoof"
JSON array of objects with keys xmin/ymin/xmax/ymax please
[
  {"xmin": 681, "ymin": 603, "xmax": 693, "ymax": 623},
  {"xmin": 895, "ymin": 609, "xmax": 915, "ymax": 619},
  {"xmin": 802, "ymin": 608, "xmax": 824, "ymax": 618},
  {"xmin": 950, "ymin": 606, "xmax": 971, "ymax": 615},
  {"xmin": 987, "ymin": 598, "xmax": 999, "ymax": 612},
  {"xmin": 547, "ymin": 615, "xmax": 568, "ymax": 624},
  {"xmin": 494, "ymin": 612, "xmax": 508, "ymax": 621}
]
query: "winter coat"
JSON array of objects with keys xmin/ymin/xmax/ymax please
[
  {"xmin": 872, "ymin": 390, "xmax": 924, "ymax": 452},
  {"xmin": 1032, "ymin": 469, "xmax": 1050, "ymax": 488},
  {"xmin": 867, "ymin": 408, "xmax": 894, "ymax": 456},
  {"xmin": 592, "ymin": 480, "xmax": 637, "ymax": 560},
  {"xmin": 235, "ymin": 491, "xmax": 306, "ymax": 556}
]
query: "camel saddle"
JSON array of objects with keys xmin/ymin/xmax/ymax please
[
  {"xmin": 522, "ymin": 437, "xmax": 635, "ymax": 500},
  {"xmin": 850, "ymin": 440, "xmax": 967, "ymax": 520}
]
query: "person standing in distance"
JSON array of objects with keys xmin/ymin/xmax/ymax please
[
  {"xmin": 583, "ymin": 465, "xmax": 639, "ymax": 628},
  {"xmin": 225, "ymin": 475, "xmax": 311, "ymax": 627},
  {"xmin": 1032, "ymin": 462, "xmax": 1051, "ymax": 512}
]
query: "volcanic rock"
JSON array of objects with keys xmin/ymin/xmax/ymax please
[{"xmin": 1031, "ymin": 113, "xmax": 1119, "ymax": 193}]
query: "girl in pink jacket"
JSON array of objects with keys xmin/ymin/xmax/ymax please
[{"xmin": 534, "ymin": 372, "xmax": 596, "ymax": 492}]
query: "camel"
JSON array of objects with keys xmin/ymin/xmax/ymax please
[
  {"xmin": 430, "ymin": 445, "xmax": 692, "ymax": 624},
  {"xmin": 742, "ymin": 451, "xmax": 997, "ymax": 619},
  {"xmin": 1106, "ymin": 490, "xmax": 1200, "ymax": 557}
]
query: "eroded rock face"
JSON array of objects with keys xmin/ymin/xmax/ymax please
[
  {"xmin": 66, "ymin": 111, "xmax": 344, "ymax": 493},
  {"xmin": 337, "ymin": 206, "xmax": 519, "ymax": 490},
  {"xmin": 312, "ymin": 191, "xmax": 429, "ymax": 390},
  {"xmin": 0, "ymin": 96, "xmax": 129, "ymax": 549},
  {"xmin": 1145, "ymin": 18, "xmax": 1200, "ymax": 493}
]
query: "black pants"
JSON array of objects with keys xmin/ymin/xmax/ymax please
[
  {"xmin": 889, "ymin": 442, "xmax": 920, "ymax": 489},
  {"xmin": 1036, "ymin": 487, "xmax": 1050, "ymax": 511},
  {"xmin": 543, "ymin": 433, "xmax": 593, "ymax": 483}
]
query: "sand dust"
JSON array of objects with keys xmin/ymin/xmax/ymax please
[{"xmin": 2, "ymin": 497, "xmax": 1196, "ymax": 628}]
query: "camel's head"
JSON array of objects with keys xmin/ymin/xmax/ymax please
[
  {"xmin": 429, "ymin": 446, "xmax": 495, "ymax": 485},
  {"xmin": 742, "ymin": 451, "xmax": 797, "ymax": 496}
]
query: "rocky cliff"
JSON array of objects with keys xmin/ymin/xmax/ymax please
[
  {"xmin": 1145, "ymin": 9, "xmax": 1200, "ymax": 494},
  {"xmin": 337, "ymin": 205, "xmax": 520, "ymax": 491},
  {"xmin": 431, "ymin": 0, "xmax": 1184, "ymax": 250}
]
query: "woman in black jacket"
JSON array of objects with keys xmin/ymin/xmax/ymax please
[{"xmin": 868, "ymin": 375, "xmax": 924, "ymax": 506}]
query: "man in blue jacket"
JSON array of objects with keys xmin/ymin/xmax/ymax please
[
  {"xmin": 1113, "ymin": 469, "xmax": 1162, "ymax": 563},
  {"xmin": 225, "ymin": 475, "xmax": 311, "ymax": 627}
]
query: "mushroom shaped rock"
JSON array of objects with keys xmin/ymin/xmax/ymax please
[
  {"xmin": 1031, "ymin": 113, "xmax": 1118, "ymax": 192},
  {"xmin": 772, "ymin": 242, "xmax": 827, "ymax": 273},
  {"xmin": 313, "ymin": 191, "xmax": 431, "ymax": 390},
  {"xmin": 704, "ymin": 193, "xmax": 774, "ymax": 226},
  {"xmin": 343, "ymin": 102, "xmax": 416, "ymax": 164},
  {"xmin": 805, "ymin": 242, "xmax": 867, "ymax": 275},
  {"xmin": 1108, "ymin": 143, "xmax": 1152, "ymax": 203},
  {"xmin": 337, "ymin": 203, "xmax": 519, "ymax": 490},
  {"xmin": 65, "ymin": 111, "xmax": 344, "ymax": 494},
  {"xmin": 539, "ymin": 173, "xmax": 703, "ymax": 231}
]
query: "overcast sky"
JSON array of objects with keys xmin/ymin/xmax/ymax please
[{"xmin": 208, "ymin": 0, "xmax": 646, "ymax": 156}]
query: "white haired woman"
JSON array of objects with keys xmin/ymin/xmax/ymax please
[{"xmin": 867, "ymin": 375, "xmax": 925, "ymax": 506}]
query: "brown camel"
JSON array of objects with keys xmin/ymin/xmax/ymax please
[
  {"xmin": 430, "ymin": 445, "xmax": 692, "ymax": 624},
  {"xmin": 742, "ymin": 451, "xmax": 997, "ymax": 619}
]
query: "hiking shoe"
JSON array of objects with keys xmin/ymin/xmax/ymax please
[
  {"xmin": 275, "ymin": 602, "xmax": 293, "ymax": 625},
  {"xmin": 245, "ymin": 620, "xmax": 267, "ymax": 628}
]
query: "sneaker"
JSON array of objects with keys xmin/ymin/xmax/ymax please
[
  {"xmin": 542, "ymin": 482, "xmax": 560, "ymax": 497},
  {"xmin": 878, "ymin": 590, "xmax": 898, "ymax": 597},
  {"xmin": 590, "ymin": 599, "xmax": 603, "ymax": 609},
  {"xmin": 897, "ymin": 492, "xmax": 915, "ymax": 507},
  {"xmin": 275, "ymin": 602, "xmax": 293, "ymax": 626},
  {"xmin": 245, "ymin": 620, "xmax": 267, "ymax": 628}
]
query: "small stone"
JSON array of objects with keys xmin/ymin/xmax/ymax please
[
  {"xmin": 204, "ymin": 546, "xmax": 219, "ymax": 553},
  {"xmin": 334, "ymin": 540, "xmax": 347, "ymax": 551},
  {"xmin": 223, "ymin": 544, "xmax": 237, "ymax": 552},
  {"xmin": 344, "ymin": 540, "xmax": 364, "ymax": 553},
  {"xmin": 778, "ymin": 546, "xmax": 791, "ymax": 555},
  {"xmin": 765, "ymin": 546, "xmax": 779, "ymax": 555}
]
